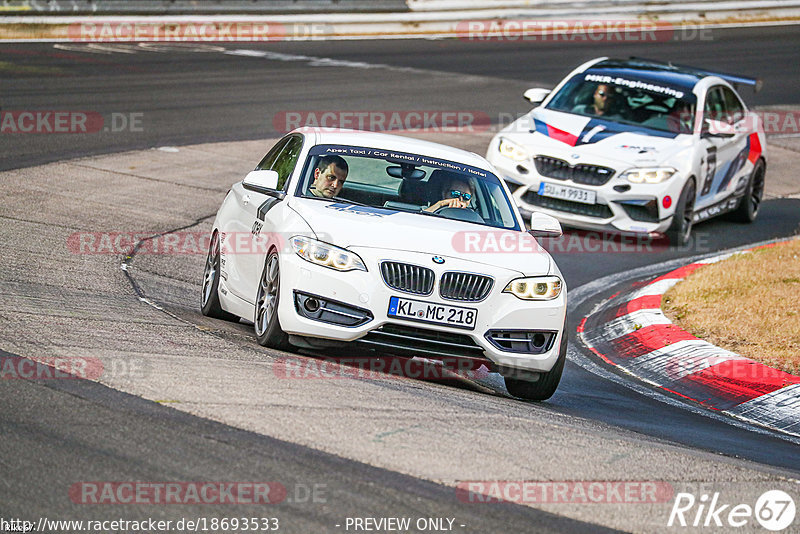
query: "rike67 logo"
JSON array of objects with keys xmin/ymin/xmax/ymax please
[{"xmin": 668, "ymin": 490, "xmax": 795, "ymax": 531}]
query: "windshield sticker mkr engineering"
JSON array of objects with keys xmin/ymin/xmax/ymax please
[{"xmin": 584, "ymin": 73, "xmax": 685, "ymax": 99}]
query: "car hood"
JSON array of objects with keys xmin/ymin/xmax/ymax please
[
  {"xmin": 289, "ymin": 198, "xmax": 552, "ymax": 276},
  {"xmin": 502, "ymin": 108, "xmax": 693, "ymax": 168}
]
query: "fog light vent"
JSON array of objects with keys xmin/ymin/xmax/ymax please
[
  {"xmin": 485, "ymin": 329, "xmax": 557, "ymax": 354},
  {"xmin": 294, "ymin": 291, "xmax": 373, "ymax": 327}
]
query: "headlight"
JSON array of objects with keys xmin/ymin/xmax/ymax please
[
  {"xmin": 290, "ymin": 236, "xmax": 367, "ymax": 272},
  {"xmin": 498, "ymin": 138, "xmax": 529, "ymax": 162},
  {"xmin": 503, "ymin": 276, "xmax": 562, "ymax": 300},
  {"xmin": 620, "ymin": 167, "xmax": 677, "ymax": 184}
]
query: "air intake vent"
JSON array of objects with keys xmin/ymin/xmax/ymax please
[
  {"xmin": 439, "ymin": 272, "xmax": 493, "ymax": 302},
  {"xmin": 380, "ymin": 261, "xmax": 435, "ymax": 295},
  {"xmin": 534, "ymin": 156, "xmax": 615, "ymax": 186}
]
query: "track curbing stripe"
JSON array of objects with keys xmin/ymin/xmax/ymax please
[{"xmin": 579, "ymin": 244, "xmax": 800, "ymax": 438}]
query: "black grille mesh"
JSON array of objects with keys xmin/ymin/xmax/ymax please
[
  {"xmin": 380, "ymin": 262, "xmax": 434, "ymax": 295},
  {"xmin": 534, "ymin": 156, "xmax": 615, "ymax": 186},
  {"xmin": 440, "ymin": 272, "xmax": 493, "ymax": 302}
]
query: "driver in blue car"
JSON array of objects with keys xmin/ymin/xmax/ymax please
[{"xmin": 424, "ymin": 175, "xmax": 475, "ymax": 212}]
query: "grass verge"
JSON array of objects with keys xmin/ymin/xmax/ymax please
[{"xmin": 663, "ymin": 237, "xmax": 800, "ymax": 376}]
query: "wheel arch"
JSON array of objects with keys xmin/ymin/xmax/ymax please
[{"xmin": 685, "ymin": 174, "xmax": 698, "ymax": 204}]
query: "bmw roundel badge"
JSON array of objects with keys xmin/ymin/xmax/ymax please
[{"xmin": 432, "ymin": 256, "xmax": 445, "ymax": 264}]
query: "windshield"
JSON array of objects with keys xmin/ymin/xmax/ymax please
[
  {"xmin": 295, "ymin": 144, "xmax": 520, "ymax": 230},
  {"xmin": 546, "ymin": 71, "xmax": 697, "ymax": 134}
]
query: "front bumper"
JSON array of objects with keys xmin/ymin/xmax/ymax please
[
  {"xmin": 277, "ymin": 249, "xmax": 566, "ymax": 373},
  {"xmin": 488, "ymin": 151, "xmax": 684, "ymax": 235}
]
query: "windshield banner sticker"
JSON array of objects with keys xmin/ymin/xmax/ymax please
[
  {"xmin": 324, "ymin": 203, "xmax": 392, "ymax": 217},
  {"xmin": 584, "ymin": 73, "xmax": 685, "ymax": 99},
  {"xmin": 309, "ymin": 144, "xmax": 491, "ymax": 180}
]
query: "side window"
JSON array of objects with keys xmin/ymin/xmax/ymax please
[
  {"xmin": 271, "ymin": 136, "xmax": 304, "ymax": 190},
  {"xmin": 255, "ymin": 138, "xmax": 289, "ymax": 171},
  {"xmin": 721, "ymin": 87, "xmax": 745, "ymax": 124},
  {"xmin": 703, "ymin": 87, "xmax": 726, "ymax": 124}
]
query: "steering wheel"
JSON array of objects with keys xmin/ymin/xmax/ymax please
[{"xmin": 434, "ymin": 206, "xmax": 484, "ymax": 223}]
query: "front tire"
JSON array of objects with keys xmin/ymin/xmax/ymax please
[
  {"xmin": 666, "ymin": 178, "xmax": 696, "ymax": 247},
  {"xmin": 503, "ymin": 329, "xmax": 567, "ymax": 401},
  {"xmin": 201, "ymin": 231, "xmax": 238, "ymax": 321},
  {"xmin": 729, "ymin": 159, "xmax": 765, "ymax": 223},
  {"xmin": 255, "ymin": 251, "xmax": 290, "ymax": 350}
]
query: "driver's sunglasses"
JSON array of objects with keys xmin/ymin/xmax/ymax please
[{"xmin": 449, "ymin": 190, "xmax": 472, "ymax": 201}]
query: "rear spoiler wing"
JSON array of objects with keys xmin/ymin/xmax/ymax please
[
  {"xmin": 629, "ymin": 57, "xmax": 762, "ymax": 93},
  {"xmin": 694, "ymin": 68, "xmax": 762, "ymax": 93}
]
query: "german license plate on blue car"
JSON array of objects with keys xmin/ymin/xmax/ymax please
[{"xmin": 387, "ymin": 296, "xmax": 477, "ymax": 330}]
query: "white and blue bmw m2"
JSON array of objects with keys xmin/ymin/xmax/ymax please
[
  {"xmin": 488, "ymin": 57, "xmax": 767, "ymax": 246},
  {"xmin": 202, "ymin": 128, "xmax": 568, "ymax": 400}
]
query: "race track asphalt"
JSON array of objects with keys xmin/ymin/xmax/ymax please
[{"xmin": 1, "ymin": 27, "xmax": 799, "ymax": 533}]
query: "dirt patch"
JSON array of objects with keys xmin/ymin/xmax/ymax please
[{"xmin": 663, "ymin": 238, "xmax": 800, "ymax": 375}]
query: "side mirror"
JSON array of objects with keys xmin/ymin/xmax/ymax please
[
  {"xmin": 528, "ymin": 212, "xmax": 562, "ymax": 238},
  {"xmin": 523, "ymin": 88, "xmax": 551, "ymax": 106},
  {"xmin": 243, "ymin": 170, "xmax": 284, "ymax": 198},
  {"xmin": 703, "ymin": 118, "xmax": 735, "ymax": 138}
]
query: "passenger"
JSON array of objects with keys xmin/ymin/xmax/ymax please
[
  {"xmin": 309, "ymin": 155, "xmax": 348, "ymax": 198},
  {"xmin": 666, "ymin": 101, "xmax": 696, "ymax": 134}
]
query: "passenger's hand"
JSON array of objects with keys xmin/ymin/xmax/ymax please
[{"xmin": 427, "ymin": 197, "xmax": 469, "ymax": 212}]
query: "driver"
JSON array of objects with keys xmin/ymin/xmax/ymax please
[
  {"xmin": 573, "ymin": 83, "xmax": 621, "ymax": 118},
  {"xmin": 424, "ymin": 176, "xmax": 475, "ymax": 213},
  {"xmin": 310, "ymin": 155, "xmax": 348, "ymax": 198}
]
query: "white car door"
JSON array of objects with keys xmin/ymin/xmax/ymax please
[
  {"xmin": 224, "ymin": 135, "xmax": 304, "ymax": 304},
  {"xmin": 696, "ymin": 85, "xmax": 751, "ymax": 210}
]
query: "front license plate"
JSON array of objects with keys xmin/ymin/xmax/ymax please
[
  {"xmin": 387, "ymin": 296, "xmax": 477, "ymax": 330},
  {"xmin": 538, "ymin": 181, "xmax": 597, "ymax": 205}
]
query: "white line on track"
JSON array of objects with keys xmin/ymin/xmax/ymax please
[{"xmin": 222, "ymin": 48, "xmax": 468, "ymax": 78}]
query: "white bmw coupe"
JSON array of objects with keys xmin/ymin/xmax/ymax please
[
  {"xmin": 202, "ymin": 128, "xmax": 567, "ymax": 400},
  {"xmin": 487, "ymin": 57, "xmax": 767, "ymax": 246}
]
